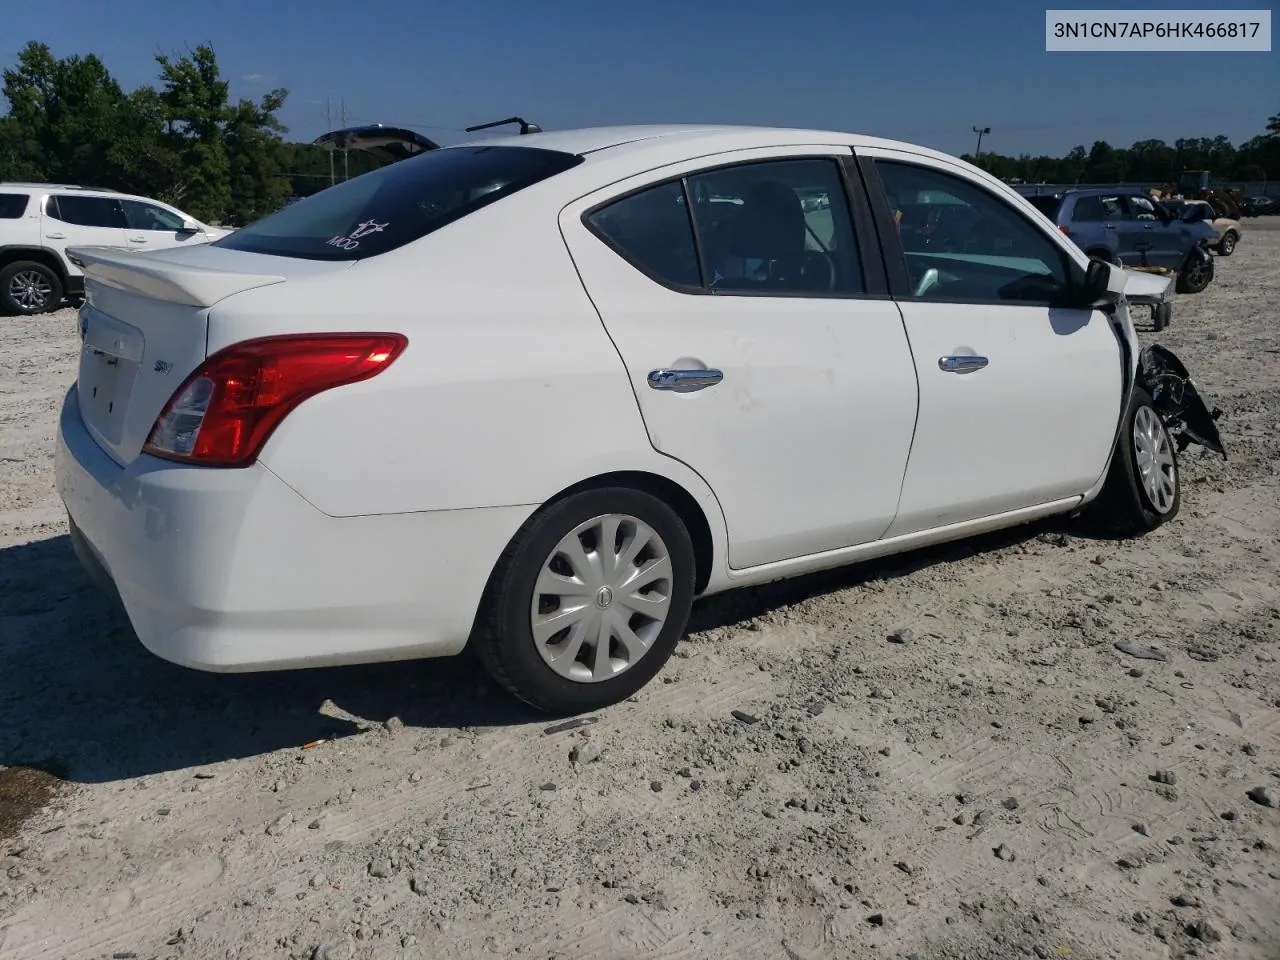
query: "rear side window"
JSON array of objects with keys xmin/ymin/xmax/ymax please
[
  {"xmin": 48, "ymin": 195, "xmax": 124, "ymax": 228},
  {"xmin": 585, "ymin": 157, "xmax": 866, "ymax": 295},
  {"xmin": 0, "ymin": 193, "xmax": 29, "ymax": 218},
  {"xmin": 215, "ymin": 145, "xmax": 584, "ymax": 261},
  {"xmin": 1024, "ymin": 196, "xmax": 1062, "ymax": 220},
  {"xmin": 587, "ymin": 181, "xmax": 702, "ymax": 288}
]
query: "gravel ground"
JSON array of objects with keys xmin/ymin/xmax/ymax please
[{"xmin": 1, "ymin": 226, "xmax": 1277, "ymax": 960}]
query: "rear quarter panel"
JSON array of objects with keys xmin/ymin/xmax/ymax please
[{"xmin": 217, "ymin": 194, "xmax": 727, "ymax": 542}]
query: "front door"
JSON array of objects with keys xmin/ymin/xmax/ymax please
[
  {"xmin": 120, "ymin": 199, "xmax": 206, "ymax": 252},
  {"xmin": 863, "ymin": 151, "xmax": 1123, "ymax": 537},
  {"xmin": 560, "ymin": 147, "xmax": 920, "ymax": 570},
  {"xmin": 1122, "ymin": 193, "xmax": 1178, "ymax": 269}
]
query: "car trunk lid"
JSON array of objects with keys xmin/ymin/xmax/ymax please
[{"xmin": 67, "ymin": 244, "xmax": 351, "ymax": 466}]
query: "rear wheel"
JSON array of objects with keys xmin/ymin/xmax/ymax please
[
  {"xmin": 1082, "ymin": 386, "xmax": 1180, "ymax": 537},
  {"xmin": 473, "ymin": 488, "xmax": 696, "ymax": 715},
  {"xmin": 0, "ymin": 261, "xmax": 63, "ymax": 316},
  {"xmin": 1217, "ymin": 231, "xmax": 1237, "ymax": 256}
]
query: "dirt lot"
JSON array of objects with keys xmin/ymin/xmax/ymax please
[{"xmin": 1, "ymin": 227, "xmax": 1278, "ymax": 960}]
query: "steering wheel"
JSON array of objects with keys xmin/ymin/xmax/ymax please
[{"xmin": 798, "ymin": 250, "xmax": 837, "ymax": 291}]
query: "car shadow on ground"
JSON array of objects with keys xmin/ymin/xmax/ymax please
[{"xmin": 0, "ymin": 515, "xmax": 1108, "ymax": 785}]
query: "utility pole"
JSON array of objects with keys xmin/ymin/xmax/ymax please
[
  {"xmin": 341, "ymin": 98, "xmax": 349, "ymax": 181},
  {"xmin": 326, "ymin": 98, "xmax": 336, "ymax": 186},
  {"xmin": 972, "ymin": 125, "xmax": 991, "ymax": 165}
]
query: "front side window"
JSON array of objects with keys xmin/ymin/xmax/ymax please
[
  {"xmin": 48, "ymin": 195, "xmax": 123, "ymax": 228},
  {"xmin": 0, "ymin": 193, "xmax": 29, "ymax": 219},
  {"xmin": 215, "ymin": 145, "xmax": 584, "ymax": 261},
  {"xmin": 585, "ymin": 157, "xmax": 865, "ymax": 296},
  {"xmin": 1125, "ymin": 195, "xmax": 1160, "ymax": 221},
  {"xmin": 876, "ymin": 160, "xmax": 1072, "ymax": 304},
  {"xmin": 121, "ymin": 199, "xmax": 186, "ymax": 231}
]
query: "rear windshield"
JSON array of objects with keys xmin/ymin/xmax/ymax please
[
  {"xmin": 215, "ymin": 144, "xmax": 584, "ymax": 261},
  {"xmin": 1024, "ymin": 195, "xmax": 1062, "ymax": 220}
]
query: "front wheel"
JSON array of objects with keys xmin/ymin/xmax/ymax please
[
  {"xmin": 1175, "ymin": 249, "xmax": 1213, "ymax": 294},
  {"xmin": 1081, "ymin": 386, "xmax": 1180, "ymax": 537},
  {"xmin": 473, "ymin": 488, "xmax": 696, "ymax": 715}
]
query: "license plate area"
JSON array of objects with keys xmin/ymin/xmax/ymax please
[{"xmin": 78, "ymin": 346, "xmax": 139, "ymax": 445}]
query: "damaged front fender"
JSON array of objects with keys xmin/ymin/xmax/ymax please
[{"xmin": 1137, "ymin": 344, "xmax": 1226, "ymax": 459}]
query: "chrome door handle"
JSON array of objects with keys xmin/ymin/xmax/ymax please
[
  {"xmin": 938, "ymin": 355, "xmax": 989, "ymax": 374},
  {"xmin": 45, "ymin": 232, "xmax": 66, "ymax": 239},
  {"xmin": 647, "ymin": 368, "xmax": 724, "ymax": 392}
]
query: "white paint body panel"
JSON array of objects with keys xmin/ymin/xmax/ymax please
[{"xmin": 52, "ymin": 124, "xmax": 1154, "ymax": 674}]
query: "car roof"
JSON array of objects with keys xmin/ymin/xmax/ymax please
[
  {"xmin": 1059, "ymin": 187, "xmax": 1147, "ymax": 198},
  {"xmin": 452, "ymin": 123, "xmax": 964, "ymax": 165}
]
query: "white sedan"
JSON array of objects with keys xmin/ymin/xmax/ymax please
[{"xmin": 55, "ymin": 123, "xmax": 1225, "ymax": 715}]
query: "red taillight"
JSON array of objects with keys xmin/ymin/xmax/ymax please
[
  {"xmin": 143, "ymin": 333, "xmax": 407, "ymax": 467},
  {"xmin": 1060, "ymin": 225, "xmax": 1070, "ymax": 234}
]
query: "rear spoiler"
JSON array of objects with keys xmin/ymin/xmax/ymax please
[
  {"xmin": 312, "ymin": 124, "xmax": 441, "ymax": 164},
  {"xmin": 312, "ymin": 116, "xmax": 542, "ymax": 166},
  {"xmin": 67, "ymin": 245, "xmax": 286, "ymax": 308}
]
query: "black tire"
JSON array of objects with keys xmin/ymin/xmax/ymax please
[
  {"xmin": 1150, "ymin": 300, "xmax": 1171, "ymax": 332},
  {"xmin": 0, "ymin": 260, "xmax": 64, "ymax": 316},
  {"xmin": 473, "ymin": 487, "xmax": 696, "ymax": 715},
  {"xmin": 1217, "ymin": 231, "xmax": 1237, "ymax": 256},
  {"xmin": 1174, "ymin": 249, "xmax": 1213, "ymax": 294},
  {"xmin": 1082, "ymin": 386, "xmax": 1180, "ymax": 537}
]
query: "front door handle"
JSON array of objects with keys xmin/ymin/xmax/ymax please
[
  {"xmin": 647, "ymin": 368, "xmax": 724, "ymax": 392},
  {"xmin": 938, "ymin": 355, "xmax": 989, "ymax": 374},
  {"xmin": 45, "ymin": 232, "xmax": 66, "ymax": 239},
  {"xmin": 128, "ymin": 237, "xmax": 148, "ymax": 243}
]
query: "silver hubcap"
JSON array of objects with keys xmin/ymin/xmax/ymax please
[
  {"xmin": 531, "ymin": 513, "xmax": 673, "ymax": 683},
  {"xmin": 1133, "ymin": 406, "xmax": 1176, "ymax": 514},
  {"xmin": 8, "ymin": 270, "xmax": 52, "ymax": 310}
]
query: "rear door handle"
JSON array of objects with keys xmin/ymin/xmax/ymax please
[
  {"xmin": 128, "ymin": 236, "xmax": 148, "ymax": 243},
  {"xmin": 45, "ymin": 232, "xmax": 66, "ymax": 239},
  {"xmin": 647, "ymin": 368, "xmax": 724, "ymax": 392},
  {"xmin": 938, "ymin": 355, "xmax": 989, "ymax": 374}
]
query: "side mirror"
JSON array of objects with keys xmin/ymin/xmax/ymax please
[
  {"xmin": 1074, "ymin": 257, "xmax": 1120, "ymax": 307},
  {"xmin": 179, "ymin": 219, "xmax": 201, "ymax": 234}
]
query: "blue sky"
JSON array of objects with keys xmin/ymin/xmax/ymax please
[{"xmin": 8, "ymin": 0, "xmax": 1278, "ymax": 157}]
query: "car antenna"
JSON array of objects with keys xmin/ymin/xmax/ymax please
[{"xmin": 465, "ymin": 116, "xmax": 542, "ymax": 135}]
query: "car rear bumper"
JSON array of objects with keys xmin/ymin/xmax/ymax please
[{"xmin": 54, "ymin": 385, "xmax": 532, "ymax": 672}]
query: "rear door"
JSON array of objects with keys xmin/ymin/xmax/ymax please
[
  {"xmin": 560, "ymin": 146, "xmax": 920, "ymax": 570},
  {"xmin": 857, "ymin": 150, "xmax": 1122, "ymax": 536},
  {"xmin": 42, "ymin": 194, "xmax": 127, "ymax": 272}
]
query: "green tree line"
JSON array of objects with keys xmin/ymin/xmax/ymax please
[
  {"xmin": 0, "ymin": 41, "xmax": 379, "ymax": 226},
  {"xmin": 961, "ymin": 113, "xmax": 1280, "ymax": 185},
  {"xmin": 3, "ymin": 40, "xmax": 1278, "ymax": 227}
]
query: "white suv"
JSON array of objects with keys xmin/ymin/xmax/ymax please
[{"xmin": 0, "ymin": 183, "xmax": 229, "ymax": 315}]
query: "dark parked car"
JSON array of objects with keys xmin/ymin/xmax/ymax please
[{"xmin": 1023, "ymin": 188, "xmax": 1216, "ymax": 294}]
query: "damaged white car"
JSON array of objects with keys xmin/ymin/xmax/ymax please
[{"xmin": 55, "ymin": 122, "xmax": 1224, "ymax": 715}]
